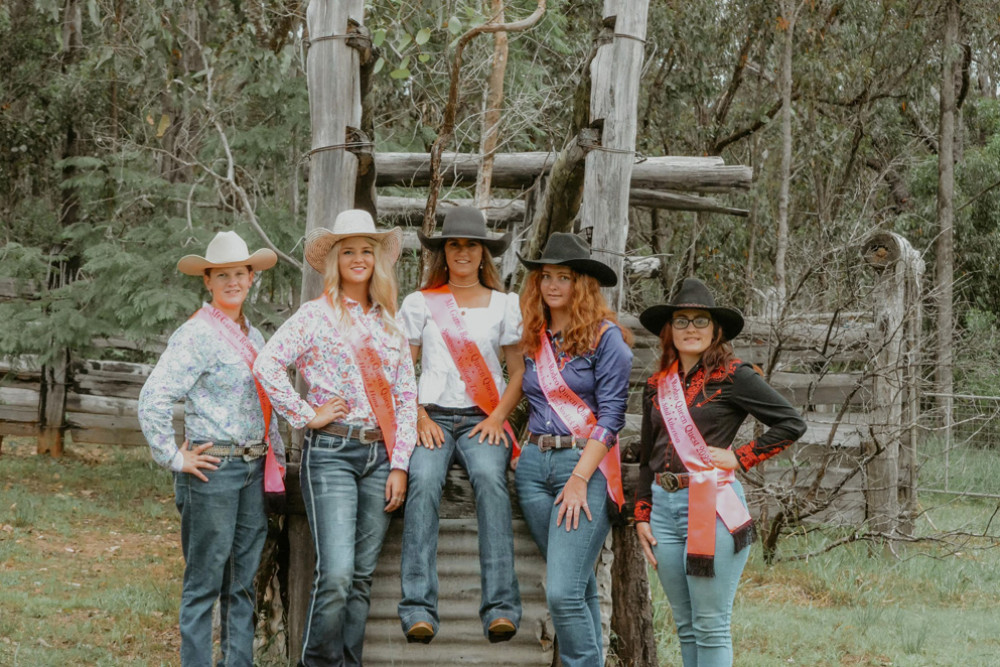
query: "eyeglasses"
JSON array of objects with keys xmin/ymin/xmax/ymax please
[{"xmin": 671, "ymin": 316, "xmax": 712, "ymax": 330}]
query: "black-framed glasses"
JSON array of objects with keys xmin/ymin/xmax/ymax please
[{"xmin": 672, "ymin": 316, "xmax": 712, "ymax": 330}]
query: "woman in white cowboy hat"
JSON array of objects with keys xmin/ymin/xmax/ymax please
[
  {"xmin": 515, "ymin": 232, "xmax": 633, "ymax": 667},
  {"xmin": 253, "ymin": 209, "xmax": 417, "ymax": 667},
  {"xmin": 396, "ymin": 206, "xmax": 523, "ymax": 644},
  {"xmin": 138, "ymin": 230, "xmax": 284, "ymax": 666},
  {"xmin": 634, "ymin": 277, "xmax": 805, "ymax": 667}
]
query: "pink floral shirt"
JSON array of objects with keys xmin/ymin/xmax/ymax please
[{"xmin": 253, "ymin": 296, "xmax": 417, "ymax": 471}]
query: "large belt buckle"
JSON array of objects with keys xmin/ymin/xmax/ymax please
[
  {"xmin": 660, "ymin": 472, "xmax": 681, "ymax": 492},
  {"xmin": 359, "ymin": 428, "xmax": 379, "ymax": 444}
]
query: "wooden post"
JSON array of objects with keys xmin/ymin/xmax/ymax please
[
  {"xmin": 288, "ymin": 1, "xmax": 367, "ymax": 661},
  {"xmin": 37, "ymin": 350, "xmax": 69, "ymax": 456}
]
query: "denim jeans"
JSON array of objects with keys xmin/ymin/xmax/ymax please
[
  {"xmin": 649, "ymin": 480, "xmax": 751, "ymax": 667},
  {"xmin": 298, "ymin": 429, "xmax": 392, "ymax": 667},
  {"xmin": 174, "ymin": 454, "xmax": 266, "ymax": 667},
  {"xmin": 514, "ymin": 443, "xmax": 611, "ymax": 667},
  {"xmin": 398, "ymin": 406, "xmax": 521, "ymax": 636}
]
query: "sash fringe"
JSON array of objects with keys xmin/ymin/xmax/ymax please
[
  {"xmin": 731, "ymin": 520, "xmax": 756, "ymax": 553},
  {"xmin": 686, "ymin": 554, "xmax": 715, "ymax": 578}
]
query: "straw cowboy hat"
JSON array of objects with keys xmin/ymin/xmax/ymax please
[
  {"xmin": 177, "ymin": 231, "xmax": 278, "ymax": 276},
  {"xmin": 417, "ymin": 206, "xmax": 511, "ymax": 254},
  {"xmin": 517, "ymin": 232, "xmax": 618, "ymax": 287},
  {"xmin": 639, "ymin": 277, "xmax": 745, "ymax": 341},
  {"xmin": 303, "ymin": 209, "xmax": 403, "ymax": 273}
]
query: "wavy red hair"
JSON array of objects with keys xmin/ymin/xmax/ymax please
[{"xmin": 520, "ymin": 268, "xmax": 632, "ymax": 357}]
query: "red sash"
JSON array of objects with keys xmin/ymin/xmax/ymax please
[
  {"xmin": 534, "ymin": 329, "xmax": 624, "ymax": 510},
  {"xmin": 323, "ymin": 295, "xmax": 398, "ymax": 458},
  {"xmin": 656, "ymin": 362, "xmax": 753, "ymax": 572},
  {"xmin": 422, "ymin": 286, "xmax": 519, "ymax": 456},
  {"xmin": 193, "ymin": 305, "xmax": 285, "ymax": 493}
]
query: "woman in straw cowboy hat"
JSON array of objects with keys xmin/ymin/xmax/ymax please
[
  {"xmin": 138, "ymin": 230, "xmax": 284, "ymax": 666},
  {"xmin": 515, "ymin": 232, "xmax": 633, "ymax": 667},
  {"xmin": 634, "ymin": 278, "xmax": 805, "ymax": 667},
  {"xmin": 396, "ymin": 206, "xmax": 523, "ymax": 644},
  {"xmin": 253, "ymin": 209, "xmax": 417, "ymax": 667}
]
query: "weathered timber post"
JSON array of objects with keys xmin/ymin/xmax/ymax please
[
  {"xmin": 861, "ymin": 232, "xmax": 924, "ymax": 540},
  {"xmin": 287, "ymin": 1, "xmax": 367, "ymax": 660},
  {"xmin": 37, "ymin": 349, "xmax": 69, "ymax": 456},
  {"xmin": 575, "ymin": 2, "xmax": 656, "ymax": 665}
]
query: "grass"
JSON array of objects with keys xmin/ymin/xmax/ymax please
[{"xmin": 3, "ymin": 436, "xmax": 1000, "ymax": 666}]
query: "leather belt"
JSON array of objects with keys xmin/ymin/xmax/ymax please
[
  {"xmin": 656, "ymin": 471, "xmax": 692, "ymax": 492},
  {"xmin": 528, "ymin": 432, "xmax": 588, "ymax": 452},
  {"xmin": 318, "ymin": 422, "xmax": 383, "ymax": 444},
  {"xmin": 201, "ymin": 442, "xmax": 267, "ymax": 459}
]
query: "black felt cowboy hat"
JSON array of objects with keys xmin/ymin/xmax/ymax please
[
  {"xmin": 640, "ymin": 277, "xmax": 745, "ymax": 341},
  {"xmin": 417, "ymin": 206, "xmax": 511, "ymax": 254},
  {"xmin": 517, "ymin": 232, "xmax": 618, "ymax": 287}
]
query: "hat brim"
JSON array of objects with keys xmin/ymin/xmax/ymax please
[
  {"xmin": 304, "ymin": 227, "xmax": 403, "ymax": 274},
  {"xmin": 177, "ymin": 249, "xmax": 278, "ymax": 276},
  {"xmin": 639, "ymin": 304, "xmax": 744, "ymax": 341},
  {"xmin": 417, "ymin": 230, "xmax": 510, "ymax": 255},
  {"xmin": 517, "ymin": 255, "xmax": 618, "ymax": 288}
]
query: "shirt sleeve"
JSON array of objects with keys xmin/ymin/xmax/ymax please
[
  {"xmin": 251, "ymin": 327, "xmax": 286, "ymax": 469},
  {"xmin": 389, "ymin": 333, "xmax": 419, "ymax": 471},
  {"xmin": 398, "ymin": 291, "xmax": 426, "ymax": 347},
  {"xmin": 729, "ymin": 364, "xmax": 807, "ymax": 470},
  {"xmin": 499, "ymin": 292, "xmax": 523, "ymax": 348},
  {"xmin": 634, "ymin": 380, "xmax": 656, "ymax": 523},
  {"xmin": 590, "ymin": 324, "xmax": 633, "ymax": 448},
  {"xmin": 253, "ymin": 306, "xmax": 318, "ymax": 429},
  {"xmin": 137, "ymin": 322, "xmax": 208, "ymax": 472}
]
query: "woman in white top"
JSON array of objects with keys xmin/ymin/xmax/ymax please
[{"xmin": 396, "ymin": 206, "xmax": 524, "ymax": 644}]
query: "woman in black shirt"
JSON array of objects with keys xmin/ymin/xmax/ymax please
[{"xmin": 635, "ymin": 278, "xmax": 805, "ymax": 667}]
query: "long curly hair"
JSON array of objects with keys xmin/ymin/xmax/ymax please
[
  {"xmin": 520, "ymin": 268, "xmax": 632, "ymax": 357},
  {"xmin": 421, "ymin": 242, "xmax": 505, "ymax": 292},
  {"xmin": 322, "ymin": 237, "xmax": 401, "ymax": 337},
  {"xmin": 657, "ymin": 318, "xmax": 735, "ymax": 375}
]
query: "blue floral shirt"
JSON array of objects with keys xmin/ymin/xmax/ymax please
[{"xmin": 138, "ymin": 307, "xmax": 285, "ymax": 471}]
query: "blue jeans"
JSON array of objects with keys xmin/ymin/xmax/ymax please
[
  {"xmin": 514, "ymin": 443, "xmax": 611, "ymax": 667},
  {"xmin": 174, "ymin": 454, "xmax": 266, "ymax": 667},
  {"xmin": 298, "ymin": 429, "xmax": 392, "ymax": 667},
  {"xmin": 649, "ymin": 481, "xmax": 751, "ymax": 667},
  {"xmin": 398, "ymin": 407, "xmax": 521, "ymax": 636}
]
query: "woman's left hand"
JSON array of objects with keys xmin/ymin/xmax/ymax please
[
  {"xmin": 384, "ymin": 469, "xmax": 408, "ymax": 512},
  {"xmin": 555, "ymin": 475, "xmax": 592, "ymax": 531},
  {"xmin": 708, "ymin": 447, "xmax": 739, "ymax": 471},
  {"xmin": 469, "ymin": 414, "xmax": 508, "ymax": 447}
]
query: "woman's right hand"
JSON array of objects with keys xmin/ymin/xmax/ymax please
[
  {"xmin": 417, "ymin": 409, "xmax": 446, "ymax": 449},
  {"xmin": 306, "ymin": 396, "xmax": 348, "ymax": 430},
  {"xmin": 179, "ymin": 440, "xmax": 221, "ymax": 482},
  {"xmin": 635, "ymin": 521, "xmax": 659, "ymax": 569}
]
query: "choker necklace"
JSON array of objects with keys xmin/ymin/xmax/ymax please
[{"xmin": 448, "ymin": 279, "xmax": 480, "ymax": 288}]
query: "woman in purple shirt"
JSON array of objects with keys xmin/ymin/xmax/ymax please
[{"xmin": 514, "ymin": 233, "xmax": 633, "ymax": 667}]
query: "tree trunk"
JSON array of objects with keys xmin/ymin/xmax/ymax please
[
  {"xmin": 474, "ymin": 0, "xmax": 508, "ymax": 208},
  {"xmin": 775, "ymin": 0, "xmax": 797, "ymax": 302},
  {"xmin": 936, "ymin": 0, "xmax": 958, "ymax": 461}
]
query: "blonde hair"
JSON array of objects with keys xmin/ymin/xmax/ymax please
[{"xmin": 322, "ymin": 236, "xmax": 402, "ymax": 338}]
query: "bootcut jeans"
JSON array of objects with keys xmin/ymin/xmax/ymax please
[
  {"xmin": 648, "ymin": 480, "xmax": 751, "ymax": 667},
  {"xmin": 514, "ymin": 442, "xmax": 611, "ymax": 667},
  {"xmin": 298, "ymin": 429, "xmax": 392, "ymax": 667},
  {"xmin": 174, "ymin": 451, "xmax": 267, "ymax": 667},
  {"xmin": 398, "ymin": 405, "xmax": 521, "ymax": 637}
]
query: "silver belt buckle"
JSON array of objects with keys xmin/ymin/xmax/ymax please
[{"xmin": 660, "ymin": 472, "xmax": 680, "ymax": 492}]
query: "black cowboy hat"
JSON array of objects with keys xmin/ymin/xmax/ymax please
[
  {"xmin": 639, "ymin": 277, "xmax": 745, "ymax": 341},
  {"xmin": 417, "ymin": 206, "xmax": 511, "ymax": 254},
  {"xmin": 517, "ymin": 232, "xmax": 618, "ymax": 287}
]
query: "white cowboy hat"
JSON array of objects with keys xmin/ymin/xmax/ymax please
[
  {"xmin": 303, "ymin": 209, "xmax": 403, "ymax": 273},
  {"xmin": 177, "ymin": 231, "xmax": 278, "ymax": 276}
]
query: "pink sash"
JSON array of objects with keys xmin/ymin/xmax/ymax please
[
  {"xmin": 193, "ymin": 305, "xmax": 285, "ymax": 495},
  {"xmin": 534, "ymin": 329, "xmax": 624, "ymax": 510},
  {"xmin": 656, "ymin": 362, "xmax": 753, "ymax": 572},
  {"xmin": 323, "ymin": 295, "xmax": 398, "ymax": 458},
  {"xmin": 422, "ymin": 286, "xmax": 519, "ymax": 456}
]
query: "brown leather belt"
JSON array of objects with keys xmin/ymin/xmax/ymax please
[
  {"xmin": 656, "ymin": 471, "xmax": 692, "ymax": 492},
  {"xmin": 201, "ymin": 442, "xmax": 267, "ymax": 459},
  {"xmin": 318, "ymin": 422, "xmax": 383, "ymax": 444},
  {"xmin": 528, "ymin": 432, "xmax": 588, "ymax": 452}
]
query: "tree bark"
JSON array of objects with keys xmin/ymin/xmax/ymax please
[
  {"xmin": 775, "ymin": 0, "xmax": 798, "ymax": 302},
  {"xmin": 474, "ymin": 0, "xmax": 509, "ymax": 208}
]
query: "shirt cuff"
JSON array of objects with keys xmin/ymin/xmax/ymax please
[
  {"xmin": 169, "ymin": 450, "xmax": 185, "ymax": 473},
  {"xmin": 634, "ymin": 499, "xmax": 652, "ymax": 523},
  {"xmin": 589, "ymin": 425, "xmax": 616, "ymax": 448}
]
